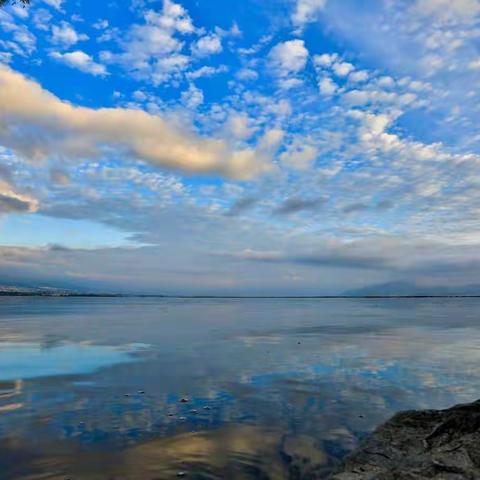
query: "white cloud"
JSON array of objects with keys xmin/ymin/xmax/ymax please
[
  {"xmin": 349, "ymin": 70, "xmax": 369, "ymax": 82},
  {"xmin": 50, "ymin": 50, "xmax": 108, "ymax": 77},
  {"xmin": 313, "ymin": 53, "xmax": 338, "ymax": 67},
  {"xmin": 0, "ymin": 10, "xmax": 37, "ymax": 56},
  {"xmin": 292, "ymin": 0, "xmax": 327, "ymax": 29},
  {"xmin": 43, "ymin": 0, "xmax": 63, "ymax": 10},
  {"xmin": 32, "ymin": 8, "xmax": 52, "ymax": 31},
  {"xmin": 187, "ymin": 65, "xmax": 228, "ymax": 80},
  {"xmin": 280, "ymin": 139, "xmax": 318, "ymax": 170},
  {"xmin": 51, "ymin": 21, "xmax": 88, "ymax": 48},
  {"xmin": 180, "ymin": 83, "xmax": 204, "ymax": 109},
  {"xmin": 0, "ymin": 52, "xmax": 12, "ymax": 63},
  {"xmin": 468, "ymin": 58, "xmax": 480, "ymax": 70},
  {"xmin": 0, "ymin": 65, "xmax": 279, "ymax": 179},
  {"xmin": 269, "ymin": 39, "xmax": 309, "ymax": 75},
  {"xmin": 236, "ymin": 68, "xmax": 258, "ymax": 81},
  {"xmin": 318, "ymin": 76, "xmax": 337, "ymax": 95},
  {"xmin": 160, "ymin": 0, "xmax": 195, "ymax": 33},
  {"xmin": 191, "ymin": 33, "xmax": 222, "ymax": 57},
  {"xmin": 225, "ymin": 113, "xmax": 256, "ymax": 140},
  {"xmin": 414, "ymin": 0, "xmax": 480, "ymax": 22},
  {"xmin": 12, "ymin": 28, "xmax": 36, "ymax": 54},
  {"xmin": 332, "ymin": 61, "xmax": 354, "ymax": 77},
  {"xmin": 93, "ymin": 19, "xmax": 109, "ymax": 30},
  {"xmin": 377, "ymin": 76, "xmax": 395, "ymax": 88},
  {"xmin": 102, "ymin": 0, "xmax": 196, "ymax": 84}
]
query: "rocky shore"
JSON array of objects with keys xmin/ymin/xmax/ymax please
[{"xmin": 331, "ymin": 399, "xmax": 480, "ymax": 479}]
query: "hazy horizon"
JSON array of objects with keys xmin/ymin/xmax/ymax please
[{"xmin": 1, "ymin": 0, "xmax": 480, "ymax": 294}]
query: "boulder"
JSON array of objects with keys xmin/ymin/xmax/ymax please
[{"xmin": 331, "ymin": 399, "xmax": 480, "ymax": 479}]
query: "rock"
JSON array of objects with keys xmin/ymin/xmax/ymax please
[
  {"xmin": 180, "ymin": 398, "xmax": 189, "ymax": 403},
  {"xmin": 330, "ymin": 399, "xmax": 480, "ymax": 479},
  {"xmin": 176, "ymin": 471, "xmax": 187, "ymax": 477}
]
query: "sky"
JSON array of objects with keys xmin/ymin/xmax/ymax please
[{"xmin": 0, "ymin": 0, "xmax": 480, "ymax": 295}]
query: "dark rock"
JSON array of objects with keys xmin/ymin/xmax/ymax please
[
  {"xmin": 180, "ymin": 397, "xmax": 189, "ymax": 403},
  {"xmin": 330, "ymin": 399, "xmax": 480, "ymax": 479}
]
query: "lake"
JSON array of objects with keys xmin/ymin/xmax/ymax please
[{"xmin": 0, "ymin": 296, "xmax": 479, "ymax": 479}]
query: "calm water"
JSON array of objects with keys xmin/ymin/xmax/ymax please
[{"xmin": 1, "ymin": 297, "xmax": 479, "ymax": 479}]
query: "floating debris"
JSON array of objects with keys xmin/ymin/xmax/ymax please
[
  {"xmin": 176, "ymin": 472, "xmax": 187, "ymax": 477},
  {"xmin": 180, "ymin": 397, "xmax": 189, "ymax": 403}
]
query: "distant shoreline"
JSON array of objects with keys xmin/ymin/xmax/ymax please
[{"xmin": 2, "ymin": 293, "xmax": 480, "ymax": 299}]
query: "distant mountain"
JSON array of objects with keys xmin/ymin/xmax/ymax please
[
  {"xmin": 344, "ymin": 281, "xmax": 480, "ymax": 297},
  {"xmin": 0, "ymin": 284, "xmax": 120, "ymax": 296}
]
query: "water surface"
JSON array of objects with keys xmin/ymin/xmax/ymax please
[{"xmin": 1, "ymin": 297, "xmax": 479, "ymax": 479}]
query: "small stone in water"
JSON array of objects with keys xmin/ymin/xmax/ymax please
[
  {"xmin": 177, "ymin": 472, "xmax": 187, "ymax": 477},
  {"xmin": 189, "ymin": 409, "xmax": 198, "ymax": 414},
  {"xmin": 203, "ymin": 406, "xmax": 211, "ymax": 410},
  {"xmin": 138, "ymin": 390, "xmax": 145, "ymax": 394},
  {"xmin": 180, "ymin": 397, "xmax": 189, "ymax": 403}
]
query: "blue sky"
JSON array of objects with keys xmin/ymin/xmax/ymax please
[{"xmin": 0, "ymin": 0, "xmax": 480, "ymax": 294}]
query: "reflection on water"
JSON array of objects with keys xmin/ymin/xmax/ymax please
[
  {"xmin": 0, "ymin": 297, "xmax": 480, "ymax": 479},
  {"xmin": 0, "ymin": 341, "xmax": 147, "ymax": 381}
]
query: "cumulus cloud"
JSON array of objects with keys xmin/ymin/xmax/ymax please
[
  {"xmin": 180, "ymin": 83, "xmax": 204, "ymax": 109},
  {"xmin": 280, "ymin": 139, "xmax": 318, "ymax": 170},
  {"xmin": 332, "ymin": 61, "xmax": 354, "ymax": 77},
  {"xmin": 0, "ymin": 65, "xmax": 280, "ymax": 179},
  {"xmin": 318, "ymin": 76, "xmax": 337, "ymax": 95},
  {"xmin": 50, "ymin": 21, "xmax": 88, "ymax": 48},
  {"xmin": 269, "ymin": 39, "xmax": 309, "ymax": 76},
  {"xmin": 349, "ymin": 70, "xmax": 369, "ymax": 82},
  {"xmin": 191, "ymin": 33, "xmax": 222, "ymax": 57},
  {"xmin": 225, "ymin": 113, "xmax": 256, "ymax": 140},
  {"xmin": 50, "ymin": 50, "xmax": 108, "ymax": 76},
  {"xmin": 187, "ymin": 65, "xmax": 228, "ymax": 80},
  {"xmin": 43, "ymin": 0, "xmax": 63, "ymax": 10},
  {"xmin": 101, "ymin": 0, "xmax": 195, "ymax": 84},
  {"xmin": 292, "ymin": 0, "xmax": 327, "ymax": 29}
]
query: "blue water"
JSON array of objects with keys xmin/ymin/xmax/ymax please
[{"xmin": 0, "ymin": 296, "xmax": 479, "ymax": 479}]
